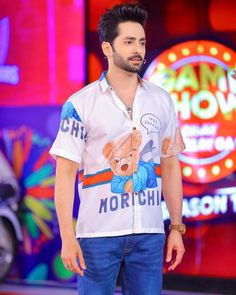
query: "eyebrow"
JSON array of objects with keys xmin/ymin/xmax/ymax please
[{"xmin": 123, "ymin": 37, "xmax": 146, "ymax": 41}]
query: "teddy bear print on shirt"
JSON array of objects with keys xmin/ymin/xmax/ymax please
[{"xmin": 103, "ymin": 130, "xmax": 157, "ymax": 194}]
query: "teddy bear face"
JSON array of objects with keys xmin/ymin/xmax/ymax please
[
  {"xmin": 103, "ymin": 130, "xmax": 142, "ymax": 177},
  {"xmin": 109, "ymin": 149, "xmax": 136, "ymax": 176}
]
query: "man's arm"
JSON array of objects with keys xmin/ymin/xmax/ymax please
[
  {"xmin": 160, "ymin": 155, "xmax": 185, "ymax": 271},
  {"xmin": 55, "ymin": 156, "xmax": 86, "ymax": 275}
]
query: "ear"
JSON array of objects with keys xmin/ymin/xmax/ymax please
[
  {"xmin": 103, "ymin": 142, "xmax": 114, "ymax": 159},
  {"xmin": 132, "ymin": 130, "xmax": 142, "ymax": 148},
  {"xmin": 101, "ymin": 41, "xmax": 113, "ymax": 59}
]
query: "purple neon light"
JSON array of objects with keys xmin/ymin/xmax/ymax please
[
  {"xmin": 171, "ymin": 55, "xmax": 229, "ymax": 70},
  {"xmin": 0, "ymin": 17, "xmax": 10, "ymax": 65}
]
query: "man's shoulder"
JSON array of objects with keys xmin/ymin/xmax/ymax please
[
  {"xmin": 142, "ymin": 79, "xmax": 173, "ymax": 106},
  {"xmin": 142, "ymin": 79, "xmax": 170, "ymax": 97},
  {"xmin": 69, "ymin": 80, "xmax": 100, "ymax": 103}
]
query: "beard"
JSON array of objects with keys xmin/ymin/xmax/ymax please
[{"xmin": 112, "ymin": 51, "xmax": 144, "ymax": 73}]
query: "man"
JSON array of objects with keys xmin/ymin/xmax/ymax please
[{"xmin": 50, "ymin": 3, "xmax": 185, "ymax": 294}]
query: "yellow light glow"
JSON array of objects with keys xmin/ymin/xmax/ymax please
[
  {"xmin": 197, "ymin": 45, "xmax": 204, "ymax": 53},
  {"xmin": 210, "ymin": 47, "xmax": 218, "ymax": 56},
  {"xmin": 157, "ymin": 63, "xmax": 166, "ymax": 71},
  {"xmin": 183, "ymin": 166, "xmax": 192, "ymax": 177},
  {"xmin": 168, "ymin": 53, "xmax": 177, "ymax": 62},
  {"xmin": 225, "ymin": 159, "xmax": 233, "ymax": 169},
  {"xmin": 182, "ymin": 48, "xmax": 190, "ymax": 56},
  {"xmin": 223, "ymin": 52, "xmax": 231, "ymax": 61},
  {"xmin": 212, "ymin": 165, "xmax": 220, "ymax": 175},
  {"xmin": 198, "ymin": 168, "xmax": 206, "ymax": 178}
]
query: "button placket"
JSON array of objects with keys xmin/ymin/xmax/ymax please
[
  {"xmin": 130, "ymin": 89, "xmax": 141, "ymax": 230},
  {"xmin": 110, "ymin": 84, "xmax": 141, "ymax": 231},
  {"xmin": 110, "ymin": 89, "xmax": 134, "ymax": 120}
]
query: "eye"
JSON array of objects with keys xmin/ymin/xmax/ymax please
[
  {"xmin": 125, "ymin": 40, "xmax": 133, "ymax": 45},
  {"xmin": 111, "ymin": 157, "xmax": 120, "ymax": 166}
]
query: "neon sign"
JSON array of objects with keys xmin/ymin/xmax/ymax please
[
  {"xmin": 0, "ymin": 17, "xmax": 20, "ymax": 85},
  {"xmin": 161, "ymin": 191, "xmax": 236, "ymax": 221},
  {"xmin": 144, "ymin": 40, "xmax": 236, "ymax": 183}
]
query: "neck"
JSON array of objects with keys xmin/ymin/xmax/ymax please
[{"xmin": 106, "ymin": 67, "xmax": 139, "ymax": 92}]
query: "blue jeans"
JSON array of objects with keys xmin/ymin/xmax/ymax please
[{"xmin": 77, "ymin": 233, "xmax": 165, "ymax": 295}]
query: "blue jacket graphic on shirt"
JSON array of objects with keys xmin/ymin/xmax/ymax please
[{"xmin": 111, "ymin": 161, "xmax": 157, "ymax": 194}]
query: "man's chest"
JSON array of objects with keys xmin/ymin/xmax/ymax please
[{"xmin": 84, "ymin": 96, "xmax": 167, "ymax": 138}]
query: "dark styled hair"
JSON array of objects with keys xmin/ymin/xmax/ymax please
[{"xmin": 98, "ymin": 2, "xmax": 148, "ymax": 44}]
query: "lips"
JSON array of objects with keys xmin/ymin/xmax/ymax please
[
  {"xmin": 131, "ymin": 58, "xmax": 141, "ymax": 62},
  {"xmin": 130, "ymin": 58, "xmax": 142, "ymax": 65},
  {"xmin": 129, "ymin": 56, "xmax": 142, "ymax": 62}
]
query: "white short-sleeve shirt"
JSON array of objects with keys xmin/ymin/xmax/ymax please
[{"xmin": 49, "ymin": 72, "xmax": 185, "ymax": 238}]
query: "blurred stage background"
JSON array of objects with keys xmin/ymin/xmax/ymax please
[{"xmin": 0, "ymin": 0, "xmax": 236, "ymax": 294}]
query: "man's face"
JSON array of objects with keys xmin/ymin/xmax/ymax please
[{"xmin": 111, "ymin": 21, "xmax": 146, "ymax": 73}]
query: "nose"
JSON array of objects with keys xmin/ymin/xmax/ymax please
[
  {"xmin": 121, "ymin": 164, "xmax": 128, "ymax": 171},
  {"xmin": 133, "ymin": 43, "xmax": 142, "ymax": 54}
]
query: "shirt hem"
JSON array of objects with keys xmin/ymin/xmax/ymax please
[{"xmin": 76, "ymin": 228, "xmax": 165, "ymax": 238}]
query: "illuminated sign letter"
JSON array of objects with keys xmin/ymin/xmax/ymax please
[
  {"xmin": 175, "ymin": 65, "xmax": 199, "ymax": 91},
  {"xmin": 191, "ymin": 90, "xmax": 218, "ymax": 119},
  {"xmin": 200, "ymin": 64, "xmax": 227, "ymax": 92}
]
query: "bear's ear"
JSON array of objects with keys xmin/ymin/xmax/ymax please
[
  {"xmin": 103, "ymin": 142, "xmax": 114, "ymax": 159},
  {"xmin": 132, "ymin": 130, "xmax": 142, "ymax": 148}
]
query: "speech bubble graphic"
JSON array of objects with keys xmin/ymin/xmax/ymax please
[{"xmin": 141, "ymin": 113, "xmax": 161, "ymax": 134}]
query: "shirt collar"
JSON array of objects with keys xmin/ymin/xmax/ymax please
[
  {"xmin": 99, "ymin": 71, "xmax": 110, "ymax": 93},
  {"xmin": 99, "ymin": 71, "xmax": 144, "ymax": 93}
]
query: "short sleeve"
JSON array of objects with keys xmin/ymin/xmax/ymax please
[
  {"xmin": 160, "ymin": 98, "xmax": 185, "ymax": 157},
  {"xmin": 49, "ymin": 101, "xmax": 87, "ymax": 164}
]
